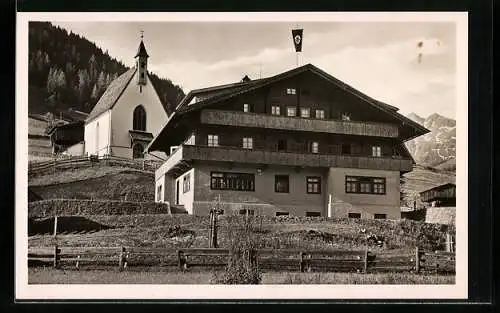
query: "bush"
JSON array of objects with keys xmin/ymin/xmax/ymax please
[{"xmin": 214, "ymin": 215, "xmax": 261, "ymax": 284}]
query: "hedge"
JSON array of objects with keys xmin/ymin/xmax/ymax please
[{"xmin": 28, "ymin": 199, "xmax": 173, "ymax": 218}]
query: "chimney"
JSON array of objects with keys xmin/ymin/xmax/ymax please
[{"xmin": 241, "ymin": 75, "xmax": 251, "ymax": 83}]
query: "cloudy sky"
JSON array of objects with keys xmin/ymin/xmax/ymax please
[{"xmin": 53, "ymin": 21, "xmax": 456, "ymax": 119}]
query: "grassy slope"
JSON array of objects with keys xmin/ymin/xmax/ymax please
[
  {"xmin": 29, "ymin": 166, "xmax": 155, "ymax": 201},
  {"xmin": 29, "ymin": 214, "xmax": 453, "ymax": 253}
]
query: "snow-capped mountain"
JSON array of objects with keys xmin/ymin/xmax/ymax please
[{"xmin": 405, "ymin": 113, "xmax": 456, "ymax": 170}]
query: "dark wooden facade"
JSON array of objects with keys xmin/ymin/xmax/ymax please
[{"xmin": 47, "ymin": 121, "xmax": 85, "ymax": 153}]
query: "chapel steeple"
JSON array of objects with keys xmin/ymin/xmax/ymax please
[{"xmin": 135, "ymin": 31, "xmax": 149, "ymax": 86}]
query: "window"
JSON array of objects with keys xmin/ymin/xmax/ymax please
[
  {"xmin": 133, "ymin": 143, "xmax": 144, "ymax": 159},
  {"xmin": 373, "ymin": 178, "xmax": 386, "ymax": 194},
  {"xmin": 348, "ymin": 212, "xmax": 361, "ymax": 219},
  {"xmin": 208, "ymin": 134, "xmax": 219, "ymax": 147},
  {"xmin": 306, "ymin": 212, "xmax": 321, "ymax": 217},
  {"xmin": 276, "ymin": 212, "xmax": 289, "ymax": 216},
  {"xmin": 140, "ymin": 61, "xmax": 146, "ymax": 68},
  {"xmin": 311, "ymin": 142, "xmax": 319, "ymax": 154},
  {"xmin": 286, "ymin": 88, "xmax": 296, "ymax": 95},
  {"xmin": 341, "ymin": 113, "xmax": 351, "ymax": 121},
  {"xmin": 271, "ymin": 105, "xmax": 281, "ymax": 115},
  {"xmin": 243, "ymin": 103, "xmax": 251, "ymax": 112},
  {"xmin": 306, "ymin": 176, "xmax": 321, "ymax": 194},
  {"xmin": 374, "ymin": 213, "xmax": 387, "ymax": 219},
  {"xmin": 210, "ymin": 172, "xmax": 255, "ymax": 191},
  {"xmin": 275, "ymin": 175, "xmax": 289, "ymax": 193},
  {"xmin": 300, "ymin": 108, "xmax": 310, "ymax": 118},
  {"xmin": 133, "ymin": 105, "xmax": 147, "ymax": 131},
  {"xmin": 287, "ymin": 107, "xmax": 296, "ymax": 117},
  {"xmin": 170, "ymin": 146, "xmax": 179, "ymax": 154},
  {"xmin": 341, "ymin": 144, "xmax": 351, "ymax": 154},
  {"xmin": 345, "ymin": 176, "xmax": 386, "ymax": 195},
  {"xmin": 156, "ymin": 185, "xmax": 162, "ymax": 202},
  {"xmin": 183, "ymin": 173, "xmax": 191, "ymax": 193},
  {"xmin": 242, "ymin": 137, "xmax": 253, "ymax": 149},
  {"xmin": 315, "ymin": 109, "xmax": 325, "ymax": 119},
  {"xmin": 372, "ymin": 146, "xmax": 382, "ymax": 157},
  {"xmin": 277, "ymin": 139, "xmax": 287, "ymax": 152},
  {"xmin": 239, "ymin": 209, "xmax": 255, "ymax": 216}
]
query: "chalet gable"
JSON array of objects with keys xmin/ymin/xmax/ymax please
[{"xmin": 176, "ymin": 64, "xmax": 427, "ymax": 134}]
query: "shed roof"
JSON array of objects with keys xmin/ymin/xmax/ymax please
[{"xmin": 419, "ymin": 183, "xmax": 456, "ymax": 195}]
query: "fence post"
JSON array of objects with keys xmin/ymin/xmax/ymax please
[
  {"xmin": 212, "ymin": 210, "xmax": 219, "ymax": 249},
  {"xmin": 53, "ymin": 245, "xmax": 59, "ymax": 269},
  {"xmin": 53, "ymin": 215, "xmax": 58, "ymax": 237},
  {"xmin": 178, "ymin": 250, "xmax": 187, "ymax": 270},
  {"xmin": 299, "ymin": 251, "xmax": 305, "ymax": 272},
  {"xmin": 415, "ymin": 247, "xmax": 420, "ymax": 273},
  {"xmin": 363, "ymin": 250, "xmax": 369, "ymax": 273},
  {"xmin": 118, "ymin": 246, "xmax": 125, "ymax": 271}
]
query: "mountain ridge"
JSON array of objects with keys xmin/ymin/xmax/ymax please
[{"xmin": 405, "ymin": 112, "xmax": 456, "ymax": 171}]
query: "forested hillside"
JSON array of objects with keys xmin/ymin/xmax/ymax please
[{"xmin": 28, "ymin": 22, "xmax": 185, "ymax": 116}]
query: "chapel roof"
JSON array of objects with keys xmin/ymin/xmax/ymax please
[{"xmin": 85, "ymin": 67, "xmax": 137, "ymax": 123}]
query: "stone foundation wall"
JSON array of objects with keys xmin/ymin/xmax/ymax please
[{"xmin": 425, "ymin": 206, "xmax": 455, "ymax": 225}]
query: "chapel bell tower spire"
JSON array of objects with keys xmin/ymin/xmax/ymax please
[{"xmin": 135, "ymin": 30, "xmax": 149, "ymax": 86}]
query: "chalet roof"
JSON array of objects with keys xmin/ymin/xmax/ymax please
[
  {"xmin": 419, "ymin": 183, "xmax": 456, "ymax": 195},
  {"xmin": 174, "ymin": 78, "xmax": 266, "ymax": 111},
  {"xmin": 28, "ymin": 113, "xmax": 50, "ymax": 122},
  {"xmin": 177, "ymin": 64, "xmax": 413, "ymax": 116},
  {"xmin": 46, "ymin": 120, "xmax": 84, "ymax": 135},
  {"xmin": 64, "ymin": 108, "xmax": 89, "ymax": 122},
  {"xmin": 86, "ymin": 68, "xmax": 136, "ymax": 123},
  {"xmin": 135, "ymin": 40, "xmax": 149, "ymax": 58},
  {"xmin": 148, "ymin": 63, "xmax": 430, "ymax": 152}
]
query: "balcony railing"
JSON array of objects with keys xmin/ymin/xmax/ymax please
[
  {"xmin": 200, "ymin": 109, "xmax": 399, "ymax": 138},
  {"xmin": 157, "ymin": 144, "xmax": 413, "ymax": 176}
]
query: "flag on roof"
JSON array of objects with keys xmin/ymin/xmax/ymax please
[{"xmin": 292, "ymin": 29, "xmax": 303, "ymax": 52}]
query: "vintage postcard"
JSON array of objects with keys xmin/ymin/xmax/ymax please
[{"xmin": 16, "ymin": 12, "xmax": 468, "ymax": 300}]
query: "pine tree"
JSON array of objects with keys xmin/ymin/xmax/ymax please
[
  {"xmin": 91, "ymin": 84, "xmax": 98, "ymax": 100},
  {"xmin": 46, "ymin": 67, "xmax": 56, "ymax": 93},
  {"xmin": 88, "ymin": 54, "xmax": 98, "ymax": 82},
  {"xmin": 56, "ymin": 69, "xmax": 67, "ymax": 89},
  {"xmin": 97, "ymin": 71, "xmax": 107, "ymax": 92}
]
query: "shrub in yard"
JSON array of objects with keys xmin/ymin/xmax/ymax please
[{"xmin": 215, "ymin": 215, "xmax": 261, "ymax": 284}]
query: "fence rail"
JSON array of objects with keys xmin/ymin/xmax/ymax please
[
  {"xmin": 28, "ymin": 246, "xmax": 455, "ymax": 274},
  {"xmin": 28, "ymin": 155, "xmax": 162, "ymax": 175}
]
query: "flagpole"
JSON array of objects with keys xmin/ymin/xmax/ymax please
[{"xmin": 296, "ymin": 23, "xmax": 299, "ymax": 67}]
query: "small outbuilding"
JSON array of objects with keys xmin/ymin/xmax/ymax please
[{"xmin": 419, "ymin": 183, "xmax": 456, "ymax": 207}]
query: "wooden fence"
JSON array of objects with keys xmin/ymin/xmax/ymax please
[
  {"xmin": 28, "ymin": 155, "xmax": 162, "ymax": 176},
  {"xmin": 28, "ymin": 246, "xmax": 455, "ymax": 274}
]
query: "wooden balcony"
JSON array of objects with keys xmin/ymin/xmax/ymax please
[
  {"xmin": 200, "ymin": 109, "xmax": 399, "ymax": 138},
  {"xmin": 157, "ymin": 144, "xmax": 413, "ymax": 177}
]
